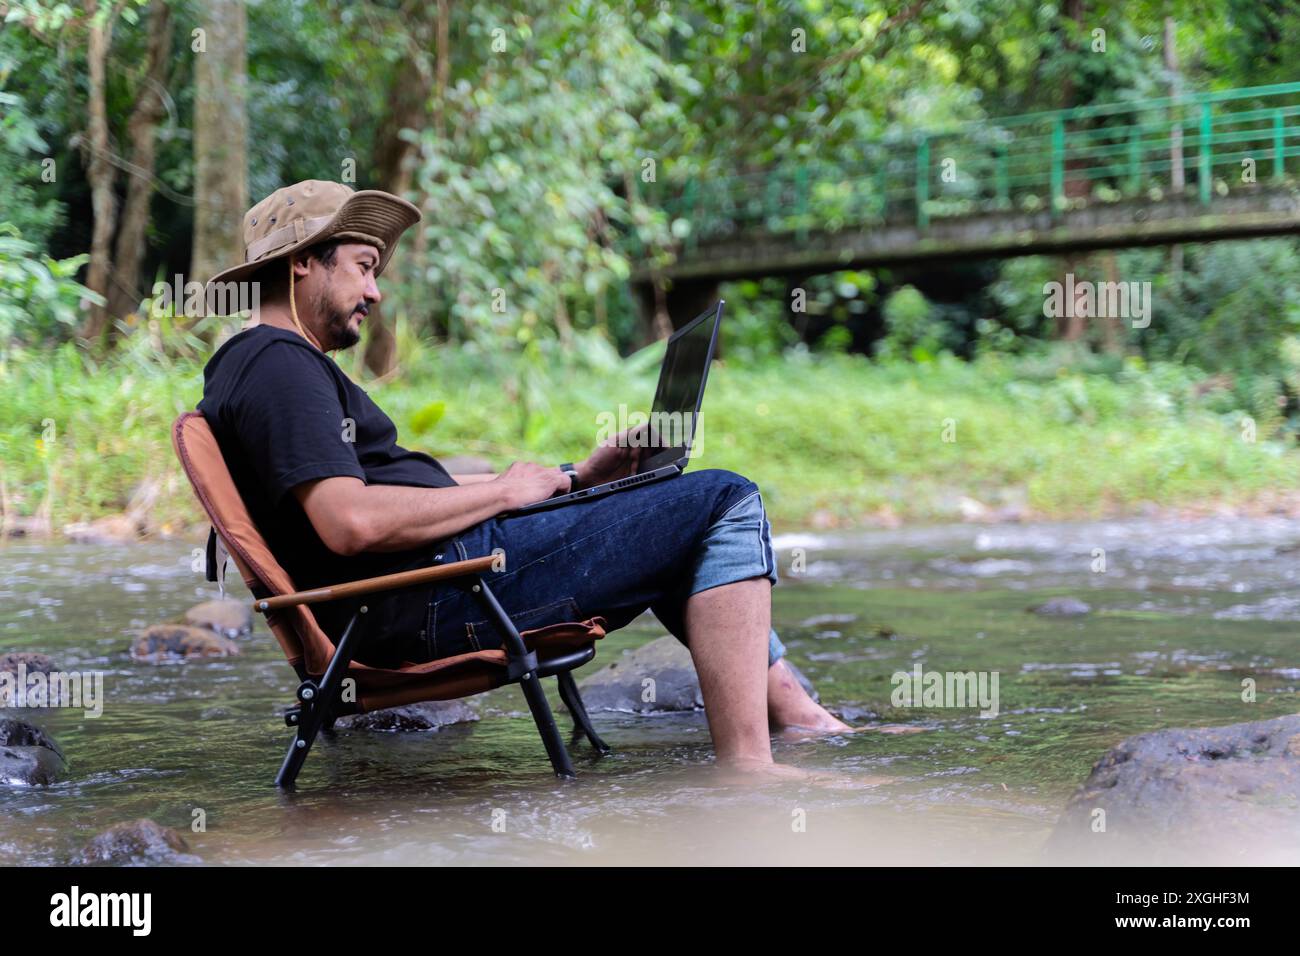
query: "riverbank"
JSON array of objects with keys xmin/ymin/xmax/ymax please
[{"xmin": 4, "ymin": 336, "xmax": 1299, "ymax": 540}]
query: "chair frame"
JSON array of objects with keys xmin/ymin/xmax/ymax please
[{"xmin": 257, "ymin": 556, "xmax": 611, "ymax": 789}]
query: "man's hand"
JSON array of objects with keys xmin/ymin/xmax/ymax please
[
  {"xmin": 491, "ymin": 460, "xmax": 571, "ymax": 509},
  {"xmin": 576, "ymin": 424, "xmax": 649, "ymax": 487}
]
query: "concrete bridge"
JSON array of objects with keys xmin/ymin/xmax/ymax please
[{"xmin": 629, "ymin": 81, "xmax": 1300, "ymax": 325}]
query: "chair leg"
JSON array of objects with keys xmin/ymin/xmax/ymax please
[
  {"xmin": 275, "ymin": 605, "xmax": 368, "ymax": 789},
  {"xmin": 518, "ymin": 670, "xmax": 575, "ymax": 778},
  {"xmin": 556, "ymin": 670, "xmax": 611, "ymax": 754},
  {"xmin": 473, "ymin": 576, "xmax": 575, "ymax": 778}
]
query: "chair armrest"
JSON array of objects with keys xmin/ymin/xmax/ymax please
[{"xmin": 252, "ymin": 554, "xmax": 499, "ymax": 614}]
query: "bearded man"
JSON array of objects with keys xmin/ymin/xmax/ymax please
[{"xmin": 197, "ymin": 180, "xmax": 855, "ymax": 780}]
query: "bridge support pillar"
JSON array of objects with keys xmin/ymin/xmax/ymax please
[{"xmin": 631, "ymin": 277, "xmax": 721, "ymax": 341}]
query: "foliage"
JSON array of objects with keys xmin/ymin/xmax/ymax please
[{"xmin": 0, "ymin": 225, "xmax": 97, "ymax": 365}]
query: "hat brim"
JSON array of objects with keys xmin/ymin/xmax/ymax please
[{"xmin": 204, "ymin": 190, "xmax": 421, "ymax": 300}]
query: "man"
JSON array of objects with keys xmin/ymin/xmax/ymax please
[{"xmin": 197, "ymin": 180, "xmax": 854, "ymax": 780}]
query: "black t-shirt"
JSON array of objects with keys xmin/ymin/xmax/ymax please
[{"xmin": 196, "ymin": 325, "xmax": 457, "ymax": 644}]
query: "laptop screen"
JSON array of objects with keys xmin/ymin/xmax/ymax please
[{"xmin": 637, "ymin": 303, "xmax": 721, "ymax": 473}]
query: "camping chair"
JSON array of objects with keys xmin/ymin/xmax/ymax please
[{"xmin": 171, "ymin": 411, "xmax": 611, "ymax": 789}]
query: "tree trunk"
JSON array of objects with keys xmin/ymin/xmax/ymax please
[
  {"xmin": 362, "ymin": 0, "xmax": 439, "ymax": 376},
  {"xmin": 191, "ymin": 0, "xmax": 248, "ymax": 288},
  {"xmin": 1165, "ymin": 17, "xmax": 1185, "ymax": 195},
  {"xmin": 77, "ymin": 0, "xmax": 122, "ymax": 344},
  {"xmin": 1164, "ymin": 17, "xmax": 1185, "ymax": 284},
  {"xmin": 107, "ymin": 0, "xmax": 173, "ymax": 324}
]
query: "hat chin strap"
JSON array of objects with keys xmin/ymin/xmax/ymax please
[{"xmin": 287, "ymin": 257, "xmax": 324, "ymax": 351}]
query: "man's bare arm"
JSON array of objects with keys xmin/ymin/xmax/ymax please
[
  {"xmin": 294, "ymin": 462, "xmax": 568, "ymax": 556},
  {"xmin": 449, "ymin": 473, "xmax": 497, "ymax": 485}
]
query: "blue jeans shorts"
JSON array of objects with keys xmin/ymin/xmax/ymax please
[{"xmin": 360, "ymin": 469, "xmax": 788, "ymax": 669}]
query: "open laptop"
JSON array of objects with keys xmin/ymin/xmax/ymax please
[{"xmin": 508, "ymin": 300, "xmax": 724, "ymax": 515}]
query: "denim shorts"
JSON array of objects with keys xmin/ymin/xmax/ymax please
[{"xmin": 358, "ymin": 468, "xmax": 788, "ymax": 669}]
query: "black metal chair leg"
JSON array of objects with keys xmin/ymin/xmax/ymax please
[
  {"xmin": 519, "ymin": 670, "xmax": 575, "ymax": 778},
  {"xmin": 474, "ymin": 576, "xmax": 575, "ymax": 779},
  {"xmin": 556, "ymin": 670, "xmax": 610, "ymax": 754},
  {"xmin": 275, "ymin": 605, "xmax": 368, "ymax": 789}
]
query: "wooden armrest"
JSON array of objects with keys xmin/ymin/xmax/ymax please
[{"xmin": 252, "ymin": 555, "xmax": 499, "ymax": 613}]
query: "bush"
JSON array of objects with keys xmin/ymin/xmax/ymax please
[{"xmin": 0, "ymin": 225, "xmax": 97, "ymax": 364}]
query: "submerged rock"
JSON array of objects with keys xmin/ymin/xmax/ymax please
[
  {"xmin": 0, "ymin": 716, "xmax": 67, "ymax": 786},
  {"xmin": 1049, "ymin": 714, "xmax": 1300, "ymax": 862},
  {"xmin": 578, "ymin": 635, "xmax": 821, "ymax": 713},
  {"xmin": 336, "ymin": 699, "xmax": 479, "ymax": 732},
  {"xmin": 75, "ymin": 820, "xmax": 201, "ymax": 866},
  {"xmin": 1029, "ymin": 597, "xmax": 1092, "ymax": 617},
  {"xmin": 131, "ymin": 625, "xmax": 240, "ymax": 663},
  {"xmin": 183, "ymin": 599, "xmax": 253, "ymax": 639}
]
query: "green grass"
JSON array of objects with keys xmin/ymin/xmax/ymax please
[{"xmin": 3, "ymin": 332, "xmax": 1299, "ymax": 535}]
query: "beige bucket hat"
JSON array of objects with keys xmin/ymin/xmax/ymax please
[{"xmin": 205, "ymin": 180, "xmax": 421, "ymax": 293}]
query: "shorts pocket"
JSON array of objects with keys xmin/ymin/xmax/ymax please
[{"xmin": 463, "ymin": 597, "xmax": 584, "ymax": 651}]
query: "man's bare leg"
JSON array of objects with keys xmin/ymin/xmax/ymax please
[
  {"xmin": 686, "ymin": 582, "xmax": 905, "ymax": 737},
  {"xmin": 766, "ymin": 659, "xmax": 854, "ymax": 733},
  {"xmin": 684, "ymin": 578, "xmax": 899, "ymax": 784},
  {"xmin": 684, "ymin": 577, "xmax": 774, "ymax": 768}
]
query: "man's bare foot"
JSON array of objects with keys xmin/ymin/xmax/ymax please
[
  {"xmin": 767, "ymin": 659, "xmax": 855, "ymax": 734},
  {"xmin": 714, "ymin": 757, "xmax": 894, "ymax": 788}
]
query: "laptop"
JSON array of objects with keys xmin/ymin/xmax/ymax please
[{"xmin": 508, "ymin": 300, "xmax": 724, "ymax": 515}]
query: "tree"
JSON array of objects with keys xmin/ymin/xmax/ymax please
[
  {"xmin": 190, "ymin": 0, "xmax": 247, "ymax": 287},
  {"xmin": 106, "ymin": 0, "xmax": 173, "ymax": 322},
  {"xmin": 76, "ymin": 0, "xmax": 124, "ymax": 343}
]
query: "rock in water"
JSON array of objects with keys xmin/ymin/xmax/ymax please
[
  {"xmin": 1048, "ymin": 714, "xmax": 1300, "ymax": 863},
  {"xmin": 1029, "ymin": 597, "xmax": 1092, "ymax": 617},
  {"xmin": 579, "ymin": 637, "xmax": 703, "ymax": 713},
  {"xmin": 62, "ymin": 515, "xmax": 140, "ymax": 544},
  {"xmin": 131, "ymin": 625, "xmax": 240, "ymax": 663},
  {"xmin": 0, "ymin": 652, "xmax": 54, "ymax": 707},
  {"xmin": 75, "ymin": 820, "xmax": 201, "ymax": 866},
  {"xmin": 0, "ymin": 652, "xmax": 54, "ymax": 675},
  {"xmin": 336, "ymin": 699, "xmax": 479, "ymax": 732},
  {"xmin": 0, "ymin": 716, "xmax": 67, "ymax": 786},
  {"xmin": 183, "ymin": 599, "xmax": 254, "ymax": 639},
  {"xmin": 578, "ymin": 635, "xmax": 822, "ymax": 713}
]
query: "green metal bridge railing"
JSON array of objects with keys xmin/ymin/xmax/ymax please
[{"xmin": 636, "ymin": 80, "xmax": 1300, "ymax": 254}]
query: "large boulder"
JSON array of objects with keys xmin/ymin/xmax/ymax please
[
  {"xmin": 1049, "ymin": 713, "xmax": 1300, "ymax": 862},
  {"xmin": 75, "ymin": 819, "xmax": 201, "ymax": 866},
  {"xmin": 578, "ymin": 635, "xmax": 820, "ymax": 714},
  {"xmin": 130, "ymin": 625, "xmax": 240, "ymax": 663},
  {"xmin": 0, "ymin": 716, "xmax": 67, "ymax": 786},
  {"xmin": 182, "ymin": 599, "xmax": 253, "ymax": 639},
  {"xmin": 335, "ymin": 699, "xmax": 479, "ymax": 732}
]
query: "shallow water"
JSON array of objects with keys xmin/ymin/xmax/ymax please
[{"xmin": 3, "ymin": 516, "xmax": 1299, "ymax": 866}]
